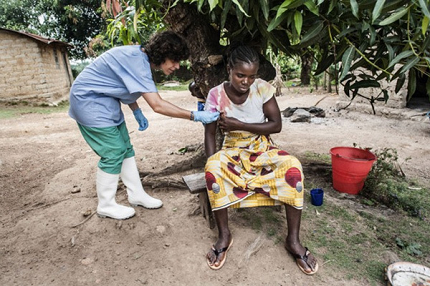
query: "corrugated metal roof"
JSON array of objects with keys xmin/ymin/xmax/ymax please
[{"xmin": 0, "ymin": 27, "xmax": 73, "ymax": 48}]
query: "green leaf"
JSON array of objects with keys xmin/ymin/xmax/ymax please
[
  {"xmin": 339, "ymin": 46, "xmax": 356, "ymax": 81},
  {"xmin": 221, "ymin": 0, "xmax": 233, "ymax": 30},
  {"xmin": 300, "ymin": 21, "xmax": 324, "ymax": 44},
  {"xmin": 382, "ymin": 89, "xmax": 389, "ymax": 103},
  {"xmin": 372, "ymin": 0, "xmax": 386, "ymax": 24},
  {"xmin": 328, "ymin": 0, "xmax": 336, "ymax": 13},
  {"xmin": 418, "ymin": 0, "xmax": 430, "ymax": 19},
  {"xmin": 420, "ymin": 31, "xmax": 430, "ymax": 53},
  {"xmin": 399, "ymin": 57, "xmax": 419, "ymax": 74},
  {"xmin": 267, "ymin": 12, "xmax": 289, "ymax": 32},
  {"xmin": 294, "ymin": 11, "xmax": 303, "ymax": 36},
  {"xmin": 276, "ymin": 0, "xmax": 295, "ymax": 18},
  {"xmin": 304, "ymin": 0, "xmax": 319, "ymax": 15},
  {"xmin": 387, "ymin": 50, "xmax": 414, "ymax": 69},
  {"xmin": 369, "ymin": 26, "xmax": 376, "ymax": 45},
  {"xmin": 197, "ymin": 0, "xmax": 205, "ymax": 12},
  {"xmin": 379, "ymin": 7, "xmax": 408, "ymax": 26},
  {"xmin": 344, "ymin": 80, "xmax": 351, "ymax": 97},
  {"xmin": 350, "ymin": 0, "xmax": 359, "ymax": 19},
  {"xmin": 395, "ymin": 74, "xmax": 406, "ymax": 93},
  {"xmin": 314, "ymin": 54, "xmax": 334, "ymax": 75},
  {"xmin": 385, "ymin": 43, "xmax": 394, "ymax": 62},
  {"xmin": 208, "ymin": 0, "xmax": 219, "ymax": 11},
  {"xmin": 232, "ymin": 0, "xmax": 250, "ymax": 17},
  {"xmin": 259, "ymin": 0, "xmax": 270, "ymax": 20},
  {"xmin": 350, "ymin": 80, "xmax": 381, "ymax": 89},
  {"xmin": 422, "ymin": 16, "xmax": 429, "ymax": 35}
]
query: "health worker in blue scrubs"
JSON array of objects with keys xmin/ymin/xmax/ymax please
[{"xmin": 69, "ymin": 30, "xmax": 219, "ymax": 220}]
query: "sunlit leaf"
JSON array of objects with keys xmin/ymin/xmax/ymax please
[
  {"xmin": 379, "ymin": 7, "xmax": 408, "ymax": 26},
  {"xmin": 232, "ymin": 0, "xmax": 250, "ymax": 17},
  {"xmin": 350, "ymin": 0, "xmax": 359, "ymax": 19},
  {"xmin": 259, "ymin": 0, "xmax": 269, "ymax": 20},
  {"xmin": 387, "ymin": 50, "xmax": 414, "ymax": 69},
  {"xmin": 372, "ymin": 0, "xmax": 386, "ymax": 24},
  {"xmin": 268, "ymin": 12, "xmax": 289, "ymax": 32},
  {"xmin": 340, "ymin": 46, "xmax": 355, "ymax": 81},
  {"xmin": 208, "ymin": 0, "xmax": 219, "ymax": 11},
  {"xmin": 422, "ymin": 16, "xmax": 429, "ymax": 35},
  {"xmin": 304, "ymin": 0, "xmax": 319, "ymax": 15},
  {"xmin": 418, "ymin": 0, "xmax": 430, "ymax": 18},
  {"xmin": 294, "ymin": 11, "xmax": 303, "ymax": 36}
]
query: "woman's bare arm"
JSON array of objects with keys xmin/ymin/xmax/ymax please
[
  {"xmin": 217, "ymin": 96, "xmax": 282, "ymax": 135},
  {"xmin": 204, "ymin": 121, "xmax": 218, "ymax": 158}
]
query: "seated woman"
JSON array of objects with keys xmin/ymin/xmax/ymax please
[{"xmin": 203, "ymin": 45, "xmax": 318, "ymax": 275}]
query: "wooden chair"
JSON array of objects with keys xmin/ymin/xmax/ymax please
[{"xmin": 182, "ymin": 172, "xmax": 215, "ymax": 229}]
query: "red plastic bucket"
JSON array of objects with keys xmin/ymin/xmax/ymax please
[{"xmin": 330, "ymin": 147, "xmax": 377, "ymax": 195}]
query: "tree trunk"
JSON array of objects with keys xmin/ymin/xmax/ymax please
[
  {"xmin": 300, "ymin": 51, "xmax": 313, "ymax": 85},
  {"xmin": 161, "ymin": 1, "xmax": 226, "ymax": 97},
  {"xmin": 161, "ymin": 1, "xmax": 275, "ymax": 96}
]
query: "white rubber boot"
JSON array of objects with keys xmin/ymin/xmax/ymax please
[
  {"xmin": 96, "ymin": 168, "xmax": 135, "ymax": 219},
  {"xmin": 121, "ymin": 157, "xmax": 163, "ymax": 209}
]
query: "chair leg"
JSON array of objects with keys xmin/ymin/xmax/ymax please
[{"xmin": 199, "ymin": 191, "xmax": 215, "ymax": 229}]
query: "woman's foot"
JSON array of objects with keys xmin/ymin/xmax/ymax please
[
  {"xmin": 206, "ymin": 235, "xmax": 233, "ymax": 270},
  {"xmin": 285, "ymin": 242, "xmax": 318, "ymax": 275}
]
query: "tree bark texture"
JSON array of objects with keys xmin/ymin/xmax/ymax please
[
  {"xmin": 161, "ymin": 1, "xmax": 275, "ymax": 96},
  {"xmin": 161, "ymin": 1, "xmax": 227, "ymax": 97},
  {"xmin": 300, "ymin": 51, "xmax": 313, "ymax": 85}
]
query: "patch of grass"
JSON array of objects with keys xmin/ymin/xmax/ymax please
[
  {"xmin": 156, "ymin": 82, "xmax": 190, "ymax": 91},
  {"xmin": 0, "ymin": 100, "xmax": 69, "ymax": 119},
  {"xmin": 302, "ymin": 150, "xmax": 428, "ymax": 283},
  {"xmin": 361, "ymin": 147, "xmax": 430, "ymax": 219},
  {"xmin": 233, "ymin": 149, "xmax": 429, "ymax": 285},
  {"xmin": 303, "ymin": 151, "xmax": 331, "ymax": 164},
  {"xmin": 234, "ymin": 206, "xmax": 285, "ymax": 238}
]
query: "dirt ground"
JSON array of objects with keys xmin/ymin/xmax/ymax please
[{"xmin": 0, "ymin": 88, "xmax": 429, "ymax": 286}]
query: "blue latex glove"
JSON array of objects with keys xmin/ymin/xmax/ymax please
[
  {"xmin": 193, "ymin": 111, "xmax": 220, "ymax": 124},
  {"xmin": 133, "ymin": 108, "xmax": 149, "ymax": 131}
]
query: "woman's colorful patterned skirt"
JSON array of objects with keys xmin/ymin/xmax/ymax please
[{"xmin": 205, "ymin": 132, "xmax": 304, "ymax": 211}]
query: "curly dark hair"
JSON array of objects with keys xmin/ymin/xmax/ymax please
[{"xmin": 144, "ymin": 31, "xmax": 190, "ymax": 66}]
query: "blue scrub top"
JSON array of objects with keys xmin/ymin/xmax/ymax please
[{"xmin": 69, "ymin": 45, "xmax": 157, "ymax": 128}]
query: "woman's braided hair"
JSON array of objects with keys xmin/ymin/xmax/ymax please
[
  {"xmin": 145, "ymin": 31, "xmax": 190, "ymax": 66},
  {"xmin": 227, "ymin": 45, "xmax": 260, "ymax": 69}
]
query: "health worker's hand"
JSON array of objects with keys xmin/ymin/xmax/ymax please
[
  {"xmin": 133, "ymin": 108, "xmax": 149, "ymax": 131},
  {"xmin": 193, "ymin": 111, "xmax": 220, "ymax": 124}
]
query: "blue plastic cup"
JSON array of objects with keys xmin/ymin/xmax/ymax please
[{"xmin": 310, "ymin": 188, "xmax": 324, "ymax": 206}]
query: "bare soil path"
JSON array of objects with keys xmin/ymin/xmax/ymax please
[{"xmin": 1, "ymin": 88, "xmax": 429, "ymax": 285}]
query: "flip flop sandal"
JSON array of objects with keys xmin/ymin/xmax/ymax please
[
  {"xmin": 206, "ymin": 239, "xmax": 234, "ymax": 270},
  {"xmin": 288, "ymin": 247, "xmax": 319, "ymax": 275}
]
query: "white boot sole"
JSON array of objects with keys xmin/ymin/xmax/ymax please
[
  {"xmin": 129, "ymin": 202, "xmax": 163, "ymax": 209},
  {"xmin": 97, "ymin": 211, "xmax": 135, "ymax": 220}
]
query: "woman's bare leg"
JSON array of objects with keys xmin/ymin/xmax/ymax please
[
  {"xmin": 206, "ymin": 208, "xmax": 232, "ymax": 267},
  {"xmin": 285, "ymin": 204, "xmax": 318, "ymax": 273}
]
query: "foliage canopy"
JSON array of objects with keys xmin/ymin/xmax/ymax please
[{"xmin": 109, "ymin": 0, "xmax": 430, "ymax": 104}]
